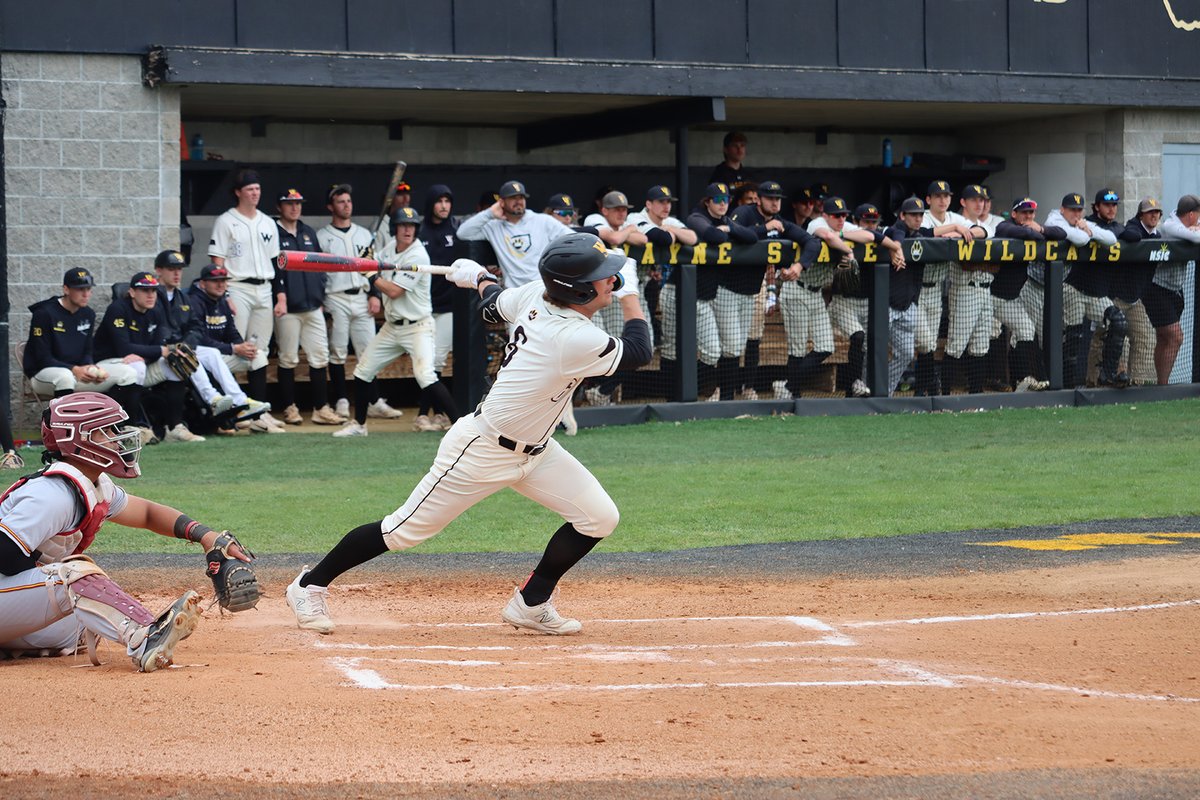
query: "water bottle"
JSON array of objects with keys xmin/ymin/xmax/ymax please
[
  {"xmin": 190, "ymin": 133, "xmax": 205, "ymax": 161},
  {"xmin": 882, "ymin": 138, "xmax": 893, "ymax": 168},
  {"xmin": 765, "ymin": 283, "xmax": 778, "ymax": 314}
]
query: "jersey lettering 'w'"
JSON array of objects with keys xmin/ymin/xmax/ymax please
[{"xmin": 260, "ymin": 231, "xmax": 274, "ymax": 243}]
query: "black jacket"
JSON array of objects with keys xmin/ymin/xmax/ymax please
[
  {"xmin": 275, "ymin": 219, "xmax": 327, "ymax": 313},
  {"xmin": 155, "ymin": 286, "xmax": 202, "ymax": 347},
  {"xmin": 882, "ymin": 223, "xmax": 932, "ymax": 310},
  {"xmin": 187, "ymin": 284, "xmax": 244, "ymax": 355},
  {"xmin": 1111, "ymin": 218, "xmax": 1161, "ymax": 303},
  {"xmin": 93, "ymin": 295, "xmax": 164, "ymax": 363},
  {"xmin": 686, "ymin": 208, "xmax": 759, "ymax": 298},
  {"xmin": 419, "ymin": 184, "xmax": 459, "ymax": 315},
  {"xmin": 23, "ymin": 298, "xmax": 96, "ymax": 375}
]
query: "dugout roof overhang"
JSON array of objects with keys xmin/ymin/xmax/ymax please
[{"xmin": 153, "ymin": 46, "xmax": 1200, "ymax": 148}]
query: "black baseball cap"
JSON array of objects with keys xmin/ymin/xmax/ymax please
[
  {"xmin": 927, "ymin": 180, "xmax": 952, "ymax": 196},
  {"xmin": 758, "ymin": 180, "xmax": 786, "ymax": 198},
  {"xmin": 899, "ymin": 197, "xmax": 926, "ymax": 214},
  {"xmin": 499, "ymin": 180, "xmax": 529, "ymax": 199},
  {"xmin": 1012, "ymin": 197, "xmax": 1038, "ymax": 212},
  {"xmin": 823, "ymin": 197, "xmax": 850, "ymax": 215},
  {"xmin": 327, "ymin": 183, "xmax": 353, "ymax": 203},
  {"xmin": 646, "ymin": 185, "xmax": 678, "ymax": 202},
  {"xmin": 153, "ymin": 250, "xmax": 186, "ymax": 269},
  {"xmin": 199, "ymin": 263, "xmax": 230, "ymax": 281},
  {"xmin": 1061, "ymin": 193, "xmax": 1086, "ymax": 210},
  {"xmin": 278, "ymin": 188, "xmax": 305, "ymax": 203},
  {"xmin": 601, "ymin": 191, "xmax": 632, "ymax": 209},
  {"xmin": 63, "ymin": 268, "xmax": 94, "ymax": 288},
  {"xmin": 1095, "ymin": 188, "xmax": 1120, "ymax": 204},
  {"xmin": 854, "ymin": 203, "xmax": 880, "ymax": 221},
  {"xmin": 704, "ymin": 182, "xmax": 732, "ymax": 201},
  {"xmin": 546, "ymin": 193, "xmax": 576, "ymax": 212},
  {"xmin": 129, "ymin": 271, "xmax": 159, "ymax": 289},
  {"xmin": 961, "ymin": 184, "xmax": 987, "ymax": 200},
  {"xmin": 792, "ymin": 187, "xmax": 817, "ymax": 204},
  {"xmin": 809, "ymin": 182, "xmax": 831, "ymax": 199}
]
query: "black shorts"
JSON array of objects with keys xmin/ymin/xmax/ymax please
[{"xmin": 1142, "ymin": 282, "xmax": 1184, "ymax": 328}]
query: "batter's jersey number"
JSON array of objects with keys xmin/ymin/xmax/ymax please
[{"xmin": 500, "ymin": 326, "xmax": 527, "ymax": 369}]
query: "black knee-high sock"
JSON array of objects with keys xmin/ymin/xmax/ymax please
[
  {"xmin": 310, "ymin": 366, "xmax": 329, "ymax": 409},
  {"xmin": 966, "ymin": 354, "xmax": 986, "ymax": 394},
  {"xmin": 277, "ymin": 366, "xmax": 295, "ymax": 408},
  {"xmin": 248, "ymin": 366, "xmax": 267, "ymax": 405},
  {"xmin": 914, "ymin": 352, "xmax": 935, "ymax": 395},
  {"xmin": 418, "ymin": 372, "xmax": 440, "ymax": 416},
  {"xmin": 846, "ymin": 332, "xmax": 866, "ymax": 391},
  {"xmin": 329, "ymin": 363, "xmax": 346, "ymax": 402},
  {"xmin": 696, "ymin": 361, "xmax": 717, "ymax": 398},
  {"xmin": 743, "ymin": 339, "xmax": 761, "ymax": 391},
  {"xmin": 353, "ymin": 377, "xmax": 372, "ymax": 425},
  {"xmin": 300, "ymin": 521, "xmax": 388, "ymax": 588},
  {"xmin": 162, "ymin": 381, "xmax": 187, "ymax": 427},
  {"xmin": 422, "ymin": 381, "xmax": 460, "ymax": 421},
  {"xmin": 717, "ymin": 356, "xmax": 739, "ymax": 400},
  {"xmin": 54, "ymin": 388, "xmax": 72, "ymax": 398},
  {"xmin": 520, "ymin": 523, "xmax": 602, "ymax": 606}
]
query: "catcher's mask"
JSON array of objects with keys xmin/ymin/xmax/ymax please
[
  {"xmin": 539, "ymin": 232, "xmax": 627, "ymax": 306},
  {"xmin": 42, "ymin": 392, "xmax": 142, "ymax": 478}
]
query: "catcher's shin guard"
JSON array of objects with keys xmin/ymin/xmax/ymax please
[
  {"xmin": 1099, "ymin": 306, "xmax": 1129, "ymax": 384},
  {"xmin": 55, "ymin": 555, "xmax": 157, "ymax": 666},
  {"xmin": 1062, "ymin": 324, "xmax": 1087, "ymax": 387}
]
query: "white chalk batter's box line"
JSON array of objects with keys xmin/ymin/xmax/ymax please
[{"xmin": 317, "ymin": 599, "xmax": 1200, "ymax": 704}]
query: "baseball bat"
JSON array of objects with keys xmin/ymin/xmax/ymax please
[
  {"xmin": 275, "ymin": 250, "xmax": 453, "ymax": 275},
  {"xmin": 373, "ymin": 160, "xmax": 407, "ymax": 234}
]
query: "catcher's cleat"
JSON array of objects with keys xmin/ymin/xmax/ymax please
[
  {"xmin": 135, "ymin": 590, "xmax": 202, "ymax": 672},
  {"xmin": 501, "ymin": 587, "xmax": 582, "ymax": 635},
  {"xmin": 286, "ymin": 569, "xmax": 335, "ymax": 633}
]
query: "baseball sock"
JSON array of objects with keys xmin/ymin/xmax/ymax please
[
  {"xmin": 423, "ymin": 381, "xmax": 460, "ymax": 421},
  {"xmin": 329, "ymin": 363, "xmax": 346, "ymax": 405},
  {"xmin": 520, "ymin": 523, "xmax": 600, "ymax": 606},
  {"xmin": 277, "ymin": 366, "xmax": 295, "ymax": 408},
  {"xmin": 247, "ymin": 367, "xmax": 268, "ymax": 407},
  {"xmin": 353, "ymin": 377, "xmax": 372, "ymax": 425},
  {"xmin": 310, "ymin": 366, "xmax": 329, "ymax": 409},
  {"xmin": 300, "ymin": 521, "xmax": 387, "ymax": 588},
  {"xmin": 717, "ymin": 356, "xmax": 739, "ymax": 400},
  {"xmin": 161, "ymin": 381, "xmax": 187, "ymax": 428},
  {"xmin": 743, "ymin": 339, "xmax": 761, "ymax": 392},
  {"xmin": 966, "ymin": 354, "xmax": 986, "ymax": 394}
]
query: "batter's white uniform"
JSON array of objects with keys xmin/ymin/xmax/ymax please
[
  {"xmin": 207, "ymin": 208, "xmax": 278, "ymax": 370},
  {"xmin": 0, "ymin": 464, "xmax": 130, "ymax": 653},
  {"xmin": 353, "ymin": 240, "xmax": 436, "ymax": 387},
  {"xmin": 457, "ymin": 209, "xmax": 570, "ymax": 287},
  {"xmin": 317, "ymin": 223, "xmax": 377, "ymax": 365},
  {"xmin": 380, "ymin": 281, "xmax": 626, "ymax": 551}
]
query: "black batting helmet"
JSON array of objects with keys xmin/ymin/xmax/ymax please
[
  {"xmin": 389, "ymin": 206, "xmax": 423, "ymax": 234},
  {"xmin": 539, "ymin": 232, "xmax": 627, "ymax": 306}
]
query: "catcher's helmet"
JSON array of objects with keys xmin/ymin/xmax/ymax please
[
  {"xmin": 42, "ymin": 392, "xmax": 142, "ymax": 479},
  {"xmin": 539, "ymin": 232, "xmax": 627, "ymax": 306}
]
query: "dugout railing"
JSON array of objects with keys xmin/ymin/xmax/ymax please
[{"xmin": 448, "ymin": 238, "xmax": 1200, "ymax": 427}]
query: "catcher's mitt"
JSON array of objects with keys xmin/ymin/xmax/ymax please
[
  {"xmin": 205, "ymin": 531, "xmax": 261, "ymax": 612},
  {"xmin": 165, "ymin": 342, "xmax": 200, "ymax": 379},
  {"xmin": 831, "ymin": 251, "xmax": 862, "ymax": 295}
]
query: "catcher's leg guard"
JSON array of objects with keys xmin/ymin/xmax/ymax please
[
  {"xmin": 1099, "ymin": 307, "xmax": 1130, "ymax": 385},
  {"xmin": 844, "ymin": 332, "xmax": 866, "ymax": 393},
  {"xmin": 1062, "ymin": 324, "xmax": 1086, "ymax": 387}
]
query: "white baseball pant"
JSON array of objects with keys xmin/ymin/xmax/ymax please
[
  {"xmin": 274, "ymin": 308, "xmax": 331, "ymax": 370},
  {"xmin": 30, "ymin": 362, "xmax": 137, "ymax": 397},
  {"xmin": 914, "ymin": 263, "xmax": 948, "ymax": 355},
  {"xmin": 1063, "ymin": 283, "xmax": 1114, "ymax": 327},
  {"xmin": 659, "ymin": 284, "xmax": 719, "ymax": 366},
  {"xmin": 354, "ymin": 318, "xmax": 437, "ymax": 388},
  {"xmin": 713, "ymin": 286, "xmax": 755, "ymax": 359},
  {"xmin": 992, "ymin": 297, "xmax": 1036, "ymax": 345},
  {"xmin": 1018, "ymin": 280, "xmax": 1045, "ymax": 342},
  {"xmin": 780, "ymin": 280, "xmax": 834, "ymax": 358},
  {"xmin": 325, "ymin": 291, "xmax": 376, "ymax": 366},
  {"xmin": 223, "ymin": 281, "xmax": 272, "ymax": 371},
  {"xmin": 945, "ymin": 281, "xmax": 993, "ymax": 358},
  {"xmin": 887, "ymin": 304, "xmax": 917, "ymax": 394},
  {"xmin": 433, "ymin": 312, "xmax": 453, "ymax": 374}
]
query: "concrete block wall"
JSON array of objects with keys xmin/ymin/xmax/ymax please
[
  {"xmin": 3, "ymin": 52, "xmax": 182, "ymax": 424},
  {"xmin": 1122, "ymin": 109, "xmax": 1200, "ymax": 206}
]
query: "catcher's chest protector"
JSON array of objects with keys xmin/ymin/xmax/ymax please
[{"xmin": 0, "ymin": 463, "xmax": 113, "ymax": 556}]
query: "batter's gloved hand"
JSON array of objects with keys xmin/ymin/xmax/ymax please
[
  {"xmin": 613, "ymin": 258, "xmax": 640, "ymax": 299},
  {"xmin": 165, "ymin": 343, "xmax": 201, "ymax": 379},
  {"xmin": 205, "ymin": 531, "xmax": 261, "ymax": 613},
  {"xmin": 448, "ymin": 259, "xmax": 489, "ymax": 289}
]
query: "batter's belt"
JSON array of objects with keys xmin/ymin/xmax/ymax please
[{"xmin": 473, "ymin": 410, "xmax": 547, "ymax": 456}]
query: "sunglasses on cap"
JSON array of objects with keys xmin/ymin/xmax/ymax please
[
  {"xmin": 553, "ymin": 209, "xmax": 574, "ymax": 218},
  {"xmin": 1101, "ymin": 192, "xmax": 1120, "ymax": 203},
  {"xmin": 709, "ymin": 194, "xmax": 730, "ymax": 204}
]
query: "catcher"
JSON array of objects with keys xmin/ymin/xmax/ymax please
[{"xmin": 0, "ymin": 392, "xmax": 259, "ymax": 671}]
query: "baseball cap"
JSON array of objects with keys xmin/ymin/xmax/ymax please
[
  {"xmin": 961, "ymin": 184, "xmax": 987, "ymax": 200},
  {"xmin": 153, "ymin": 249, "xmax": 186, "ymax": 269},
  {"xmin": 1095, "ymin": 188, "xmax": 1121, "ymax": 204},
  {"xmin": 1177, "ymin": 194, "xmax": 1200, "ymax": 215},
  {"xmin": 62, "ymin": 268, "xmax": 94, "ymax": 288},
  {"xmin": 703, "ymin": 182, "xmax": 732, "ymax": 202},
  {"xmin": 1061, "ymin": 193, "xmax": 1085, "ymax": 210},
  {"xmin": 757, "ymin": 180, "xmax": 786, "ymax": 198},
  {"xmin": 199, "ymin": 263, "xmax": 230, "ymax": 281},
  {"xmin": 601, "ymin": 190, "xmax": 632, "ymax": 209},
  {"xmin": 546, "ymin": 193, "xmax": 576, "ymax": 212},
  {"xmin": 792, "ymin": 187, "xmax": 817, "ymax": 204},
  {"xmin": 327, "ymin": 183, "xmax": 353, "ymax": 203},
  {"xmin": 1138, "ymin": 198, "xmax": 1162, "ymax": 214},
  {"xmin": 498, "ymin": 180, "xmax": 529, "ymax": 199},
  {"xmin": 823, "ymin": 197, "xmax": 849, "ymax": 215},
  {"xmin": 479, "ymin": 190, "xmax": 500, "ymax": 208},
  {"xmin": 854, "ymin": 203, "xmax": 881, "ymax": 221},
  {"xmin": 395, "ymin": 181, "xmax": 412, "ymax": 193},
  {"xmin": 899, "ymin": 197, "xmax": 926, "ymax": 214},
  {"xmin": 277, "ymin": 188, "xmax": 305, "ymax": 202},
  {"xmin": 722, "ymin": 131, "xmax": 747, "ymax": 147},
  {"xmin": 646, "ymin": 184, "xmax": 678, "ymax": 202},
  {"xmin": 129, "ymin": 271, "xmax": 159, "ymax": 289},
  {"xmin": 391, "ymin": 206, "xmax": 423, "ymax": 227},
  {"xmin": 1012, "ymin": 197, "xmax": 1038, "ymax": 212},
  {"xmin": 810, "ymin": 182, "xmax": 831, "ymax": 199},
  {"xmin": 927, "ymin": 180, "xmax": 952, "ymax": 196},
  {"xmin": 232, "ymin": 169, "xmax": 261, "ymax": 190}
]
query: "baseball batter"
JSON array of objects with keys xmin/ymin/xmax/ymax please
[
  {"xmin": 287, "ymin": 233, "xmax": 652, "ymax": 635},
  {"xmin": 207, "ymin": 169, "xmax": 278, "ymax": 408},
  {"xmin": 332, "ymin": 207, "xmax": 460, "ymax": 437},
  {"xmin": 0, "ymin": 393, "xmax": 251, "ymax": 669}
]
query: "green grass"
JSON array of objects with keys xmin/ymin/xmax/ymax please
[{"xmin": 87, "ymin": 398, "xmax": 1200, "ymax": 555}]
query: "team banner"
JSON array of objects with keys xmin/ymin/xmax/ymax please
[{"xmin": 621, "ymin": 239, "xmax": 1200, "ymax": 267}]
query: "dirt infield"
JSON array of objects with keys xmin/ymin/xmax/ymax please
[{"xmin": 2, "ymin": 536, "xmax": 1199, "ymax": 799}]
